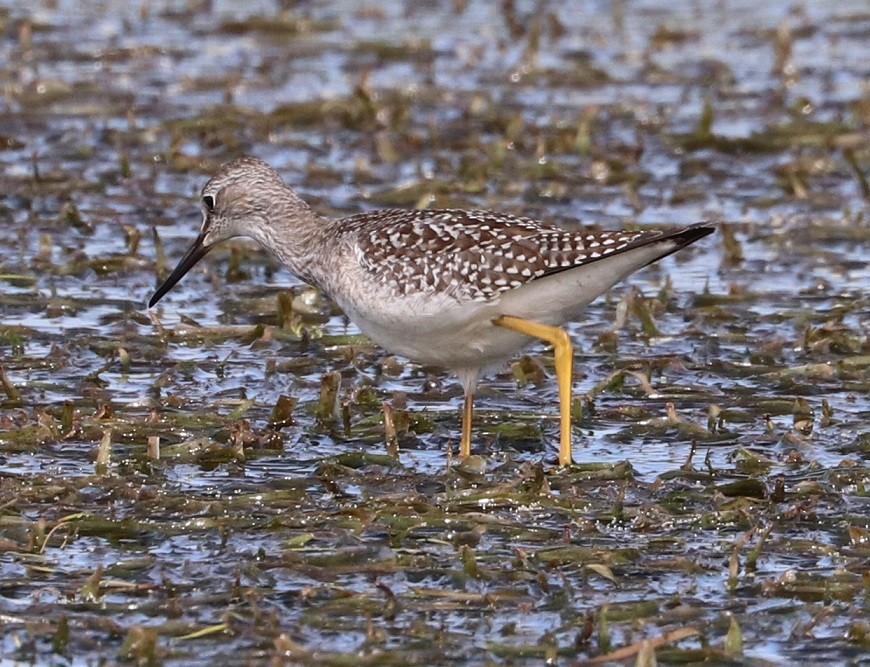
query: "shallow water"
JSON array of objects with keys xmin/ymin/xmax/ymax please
[{"xmin": 0, "ymin": 0, "xmax": 868, "ymax": 664}]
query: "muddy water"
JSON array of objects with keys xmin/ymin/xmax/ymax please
[{"xmin": 0, "ymin": 1, "xmax": 868, "ymax": 664}]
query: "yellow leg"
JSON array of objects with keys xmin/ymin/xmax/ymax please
[
  {"xmin": 460, "ymin": 393, "xmax": 473, "ymax": 458},
  {"xmin": 494, "ymin": 315, "xmax": 574, "ymax": 466}
]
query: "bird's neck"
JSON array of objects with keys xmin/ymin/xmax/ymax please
[{"xmin": 248, "ymin": 190, "xmax": 337, "ymax": 290}]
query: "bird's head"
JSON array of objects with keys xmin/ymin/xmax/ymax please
[{"xmin": 148, "ymin": 157, "xmax": 298, "ymax": 307}]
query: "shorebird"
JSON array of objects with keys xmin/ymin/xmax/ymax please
[{"xmin": 149, "ymin": 157, "xmax": 714, "ymax": 465}]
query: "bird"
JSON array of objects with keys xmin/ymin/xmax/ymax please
[{"xmin": 149, "ymin": 157, "xmax": 714, "ymax": 466}]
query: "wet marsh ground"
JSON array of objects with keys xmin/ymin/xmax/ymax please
[{"xmin": 0, "ymin": 1, "xmax": 868, "ymax": 664}]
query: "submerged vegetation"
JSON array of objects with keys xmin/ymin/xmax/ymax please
[{"xmin": 0, "ymin": 1, "xmax": 867, "ymax": 664}]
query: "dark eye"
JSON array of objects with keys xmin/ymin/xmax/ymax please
[{"xmin": 202, "ymin": 195, "xmax": 215, "ymax": 211}]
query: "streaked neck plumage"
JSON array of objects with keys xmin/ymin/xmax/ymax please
[{"xmin": 244, "ymin": 187, "xmax": 338, "ymax": 290}]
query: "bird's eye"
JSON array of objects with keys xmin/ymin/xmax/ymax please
[{"xmin": 202, "ymin": 195, "xmax": 215, "ymax": 212}]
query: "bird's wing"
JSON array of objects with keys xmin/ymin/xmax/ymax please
[{"xmin": 347, "ymin": 209, "xmax": 708, "ymax": 302}]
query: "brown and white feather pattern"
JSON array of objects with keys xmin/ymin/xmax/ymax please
[{"xmin": 340, "ymin": 209, "xmax": 649, "ymax": 302}]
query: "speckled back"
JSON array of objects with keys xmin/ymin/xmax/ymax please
[{"xmin": 345, "ymin": 209, "xmax": 647, "ymax": 301}]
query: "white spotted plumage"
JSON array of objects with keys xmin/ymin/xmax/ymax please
[{"xmin": 341, "ymin": 209, "xmax": 646, "ymax": 302}]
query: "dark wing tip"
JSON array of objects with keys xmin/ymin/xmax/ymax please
[
  {"xmin": 637, "ymin": 222, "xmax": 716, "ymax": 268},
  {"xmin": 674, "ymin": 222, "xmax": 717, "ymax": 244},
  {"xmin": 536, "ymin": 222, "xmax": 716, "ymax": 280}
]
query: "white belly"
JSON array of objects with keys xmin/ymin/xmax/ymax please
[
  {"xmin": 340, "ymin": 290, "xmax": 532, "ymax": 370},
  {"xmin": 323, "ymin": 241, "xmax": 671, "ymax": 372}
]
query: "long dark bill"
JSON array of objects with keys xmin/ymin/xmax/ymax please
[{"xmin": 148, "ymin": 232, "xmax": 211, "ymax": 307}]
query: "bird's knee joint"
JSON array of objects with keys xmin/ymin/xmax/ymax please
[{"xmin": 553, "ymin": 328, "xmax": 572, "ymax": 351}]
